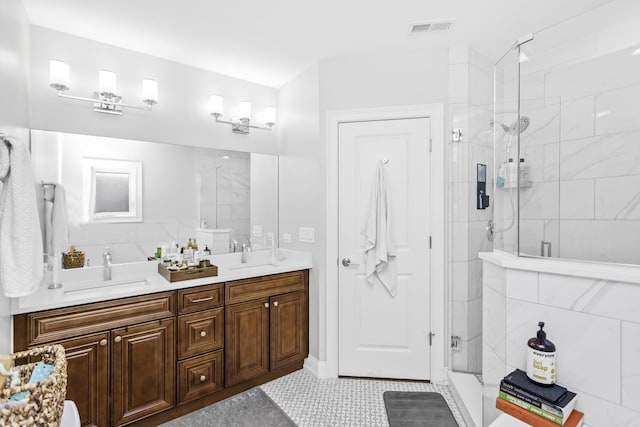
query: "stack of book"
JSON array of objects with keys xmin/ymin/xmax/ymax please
[{"xmin": 496, "ymin": 369, "xmax": 584, "ymax": 426}]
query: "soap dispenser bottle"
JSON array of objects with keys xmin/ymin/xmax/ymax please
[{"xmin": 526, "ymin": 321, "xmax": 556, "ymax": 385}]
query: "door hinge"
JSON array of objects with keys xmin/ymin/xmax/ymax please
[
  {"xmin": 429, "ymin": 138, "xmax": 433, "ymax": 152},
  {"xmin": 428, "ymin": 332, "xmax": 435, "ymax": 346},
  {"xmin": 429, "ymin": 235, "xmax": 432, "ymax": 249},
  {"xmin": 451, "ymin": 335, "xmax": 462, "ymax": 351}
]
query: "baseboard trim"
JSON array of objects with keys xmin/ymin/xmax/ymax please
[{"xmin": 303, "ymin": 356, "xmax": 331, "ymax": 378}]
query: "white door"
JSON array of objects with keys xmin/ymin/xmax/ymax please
[{"xmin": 338, "ymin": 118, "xmax": 431, "ymax": 380}]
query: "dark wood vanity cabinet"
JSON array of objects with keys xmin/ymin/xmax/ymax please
[
  {"xmin": 13, "ymin": 292, "xmax": 176, "ymax": 427},
  {"xmin": 13, "ymin": 270, "xmax": 309, "ymax": 427},
  {"xmin": 176, "ymin": 283, "xmax": 225, "ymax": 404},
  {"xmin": 111, "ymin": 319, "xmax": 175, "ymax": 426},
  {"xmin": 225, "ymin": 271, "xmax": 308, "ymax": 387}
]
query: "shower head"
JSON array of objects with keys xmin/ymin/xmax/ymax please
[{"xmin": 505, "ymin": 116, "xmax": 530, "ymax": 135}]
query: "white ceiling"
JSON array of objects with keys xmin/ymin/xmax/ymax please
[{"xmin": 22, "ymin": 0, "xmax": 615, "ymax": 88}]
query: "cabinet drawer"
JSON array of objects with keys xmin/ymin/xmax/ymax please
[
  {"xmin": 178, "ymin": 283, "xmax": 224, "ymax": 315},
  {"xmin": 178, "ymin": 350, "xmax": 224, "ymax": 404},
  {"xmin": 178, "ymin": 308, "xmax": 224, "ymax": 359},
  {"xmin": 225, "ymin": 271, "xmax": 306, "ymax": 305},
  {"xmin": 14, "ymin": 292, "xmax": 176, "ymax": 348}
]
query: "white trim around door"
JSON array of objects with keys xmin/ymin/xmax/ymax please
[{"xmin": 323, "ymin": 104, "xmax": 446, "ymax": 384}]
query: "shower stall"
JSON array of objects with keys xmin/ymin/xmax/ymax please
[
  {"xmin": 449, "ymin": 0, "xmax": 640, "ymax": 424},
  {"xmin": 493, "ymin": 0, "xmax": 640, "ymax": 266}
]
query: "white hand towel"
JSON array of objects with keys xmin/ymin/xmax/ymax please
[
  {"xmin": 0, "ymin": 137, "xmax": 44, "ymax": 297},
  {"xmin": 51, "ymin": 185, "xmax": 69, "ymax": 255},
  {"xmin": 362, "ymin": 161, "xmax": 396, "ymax": 296}
]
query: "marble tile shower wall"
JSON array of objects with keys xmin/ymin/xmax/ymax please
[
  {"xmin": 482, "ymin": 261, "xmax": 640, "ymax": 427},
  {"xmin": 448, "ymin": 46, "xmax": 493, "ymax": 373},
  {"xmin": 513, "ymin": 47, "xmax": 640, "ymax": 264},
  {"xmin": 198, "ymin": 157, "xmax": 250, "ymax": 243}
]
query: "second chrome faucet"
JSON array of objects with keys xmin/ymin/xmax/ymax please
[{"xmin": 103, "ymin": 246, "xmax": 112, "ymax": 280}]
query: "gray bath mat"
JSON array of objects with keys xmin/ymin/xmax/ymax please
[
  {"xmin": 160, "ymin": 387, "xmax": 296, "ymax": 427},
  {"xmin": 383, "ymin": 391, "xmax": 459, "ymax": 427}
]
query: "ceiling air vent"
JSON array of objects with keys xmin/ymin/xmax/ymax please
[{"xmin": 410, "ymin": 20, "xmax": 454, "ymax": 34}]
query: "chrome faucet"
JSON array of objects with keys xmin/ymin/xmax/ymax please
[
  {"xmin": 103, "ymin": 246, "xmax": 112, "ymax": 281},
  {"xmin": 241, "ymin": 241, "xmax": 251, "ymax": 264}
]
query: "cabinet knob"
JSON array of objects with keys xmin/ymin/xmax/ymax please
[
  {"xmin": 264, "ymin": 303, "xmax": 269, "ymax": 308},
  {"xmin": 273, "ymin": 301, "xmax": 279, "ymax": 307},
  {"xmin": 114, "ymin": 336, "xmax": 122, "ymax": 343},
  {"xmin": 200, "ymin": 331, "xmax": 207, "ymax": 337},
  {"xmin": 199, "ymin": 375, "xmax": 207, "ymax": 382},
  {"xmin": 99, "ymin": 339, "xmax": 107, "ymax": 347}
]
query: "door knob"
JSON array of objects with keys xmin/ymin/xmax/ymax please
[
  {"xmin": 273, "ymin": 301, "xmax": 278, "ymax": 307},
  {"xmin": 341, "ymin": 258, "xmax": 359, "ymax": 267},
  {"xmin": 99, "ymin": 339, "xmax": 107, "ymax": 347},
  {"xmin": 114, "ymin": 336, "xmax": 122, "ymax": 343},
  {"xmin": 199, "ymin": 375, "xmax": 207, "ymax": 382},
  {"xmin": 264, "ymin": 302, "xmax": 269, "ymax": 308},
  {"xmin": 200, "ymin": 331, "xmax": 207, "ymax": 337}
]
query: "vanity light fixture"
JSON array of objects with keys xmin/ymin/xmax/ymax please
[
  {"xmin": 209, "ymin": 95, "xmax": 276, "ymax": 134},
  {"xmin": 49, "ymin": 60, "xmax": 158, "ymax": 115}
]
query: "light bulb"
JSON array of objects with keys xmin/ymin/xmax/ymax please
[
  {"xmin": 238, "ymin": 100, "xmax": 251, "ymax": 121},
  {"xmin": 99, "ymin": 70, "xmax": 117, "ymax": 96},
  {"xmin": 142, "ymin": 79, "xmax": 158, "ymax": 105},
  {"xmin": 49, "ymin": 60, "xmax": 70, "ymax": 91}
]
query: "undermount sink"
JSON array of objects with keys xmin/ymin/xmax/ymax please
[
  {"xmin": 225, "ymin": 262, "xmax": 277, "ymax": 270},
  {"xmin": 64, "ymin": 278, "xmax": 149, "ymax": 296}
]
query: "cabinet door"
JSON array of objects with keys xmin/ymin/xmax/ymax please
[
  {"xmin": 55, "ymin": 332, "xmax": 110, "ymax": 427},
  {"xmin": 111, "ymin": 318, "xmax": 175, "ymax": 426},
  {"xmin": 270, "ymin": 291, "xmax": 308, "ymax": 370},
  {"xmin": 225, "ymin": 298, "xmax": 269, "ymax": 387}
]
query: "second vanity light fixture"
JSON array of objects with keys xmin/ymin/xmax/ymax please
[
  {"xmin": 49, "ymin": 60, "xmax": 158, "ymax": 115},
  {"xmin": 209, "ymin": 95, "xmax": 276, "ymax": 134}
]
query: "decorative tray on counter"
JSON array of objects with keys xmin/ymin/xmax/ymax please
[{"xmin": 157, "ymin": 263, "xmax": 218, "ymax": 282}]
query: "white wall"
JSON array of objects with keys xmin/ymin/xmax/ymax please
[
  {"xmin": 0, "ymin": 0, "xmax": 30, "ymax": 353},
  {"xmin": 29, "ymin": 26, "xmax": 278, "ymax": 154},
  {"xmin": 277, "ymin": 65, "xmax": 322, "ymax": 359}
]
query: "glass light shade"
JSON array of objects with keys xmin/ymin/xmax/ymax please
[
  {"xmin": 210, "ymin": 94, "xmax": 223, "ymax": 116},
  {"xmin": 49, "ymin": 60, "xmax": 70, "ymax": 90},
  {"xmin": 238, "ymin": 100, "xmax": 251, "ymax": 120},
  {"xmin": 264, "ymin": 106, "xmax": 277, "ymax": 125},
  {"xmin": 142, "ymin": 79, "xmax": 158, "ymax": 104},
  {"xmin": 99, "ymin": 70, "xmax": 117, "ymax": 95}
]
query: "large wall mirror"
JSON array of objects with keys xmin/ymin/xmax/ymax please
[{"xmin": 31, "ymin": 130, "xmax": 278, "ymax": 265}]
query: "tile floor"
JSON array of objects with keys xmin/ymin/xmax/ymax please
[{"xmin": 260, "ymin": 369, "xmax": 468, "ymax": 426}]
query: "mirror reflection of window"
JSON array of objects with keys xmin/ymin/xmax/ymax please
[
  {"xmin": 82, "ymin": 158, "xmax": 142, "ymax": 223},
  {"xmin": 94, "ymin": 172, "xmax": 130, "ymax": 213}
]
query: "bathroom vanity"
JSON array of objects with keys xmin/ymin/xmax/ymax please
[{"xmin": 11, "ymin": 251, "xmax": 310, "ymax": 427}]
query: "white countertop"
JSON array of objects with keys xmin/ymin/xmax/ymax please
[
  {"xmin": 11, "ymin": 249, "xmax": 312, "ymax": 315},
  {"xmin": 479, "ymin": 250, "xmax": 640, "ymax": 285}
]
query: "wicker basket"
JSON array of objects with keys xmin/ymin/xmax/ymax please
[{"xmin": 0, "ymin": 345, "xmax": 68, "ymax": 427}]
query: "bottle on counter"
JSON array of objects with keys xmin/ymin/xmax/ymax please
[{"xmin": 526, "ymin": 321, "xmax": 556, "ymax": 385}]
